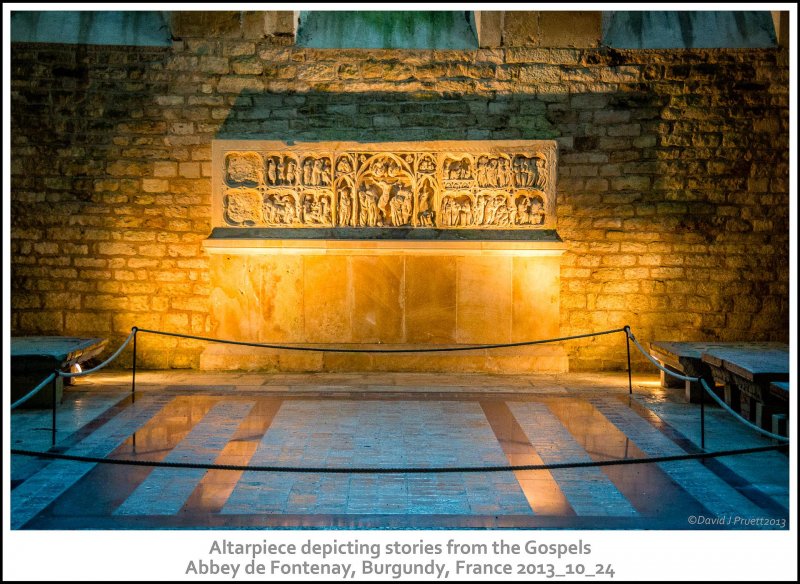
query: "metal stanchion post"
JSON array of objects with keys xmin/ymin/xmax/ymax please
[
  {"xmin": 624, "ymin": 326, "xmax": 633, "ymax": 395},
  {"xmin": 51, "ymin": 372, "xmax": 58, "ymax": 447},
  {"xmin": 700, "ymin": 379, "xmax": 706, "ymax": 450},
  {"xmin": 131, "ymin": 327, "xmax": 137, "ymax": 404}
]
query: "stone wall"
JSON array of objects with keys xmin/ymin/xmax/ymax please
[{"xmin": 10, "ymin": 29, "xmax": 789, "ymax": 370}]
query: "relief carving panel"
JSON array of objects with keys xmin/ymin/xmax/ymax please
[{"xmin": 213, "ymin": 140, "xmax": 557, "ymax": 230}]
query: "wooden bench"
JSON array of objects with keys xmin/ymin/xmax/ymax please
[
  {"xmin": 701, "ymin": 343, "xmax": 789, "ymax": 434},
  {"xmin": 11, "ymin": 336, "xmax": 108, "ymax": 408}
]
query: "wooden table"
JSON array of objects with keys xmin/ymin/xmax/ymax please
[
  {"xmin": 11, "ymin": 336, "xmax": 108, "ymax": 408},
  {"xmin": 701, "ymin": 343, "xmax": 789, "ymax": 432}
]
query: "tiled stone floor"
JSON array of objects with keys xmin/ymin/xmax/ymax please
[{"xmin": 9, "ymin": 371, "xmax": 790, "ymax": 530}]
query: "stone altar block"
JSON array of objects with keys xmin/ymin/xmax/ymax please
[{"xmin": 202, "ymin": 140, "xmax": 566, "ymax": 373}]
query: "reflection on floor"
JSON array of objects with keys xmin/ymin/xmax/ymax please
[{"xmin": 10, "ymin": 371, "xmax": 790, "ymax": 529}]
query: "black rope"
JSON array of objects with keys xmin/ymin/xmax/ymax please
[
  {"xmin": 133, "ymin": 326, "xmax": 626, "ymax": 354},
  {"xmin": 10, "ymin": 372, "xmax": 56, "ymax": 410},
  {"xmin": 10, "ymin": 443, "xmax": 787, "ymax": 474}
]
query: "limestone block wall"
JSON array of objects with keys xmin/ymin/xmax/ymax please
[{"xmin": 10, "ymin": 27, "xmax": 789, "ymax": 370}]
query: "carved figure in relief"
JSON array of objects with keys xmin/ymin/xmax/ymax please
[
  {"xmin": 266, "ymin": 158, "xmax": 277, "ymax": 185},
  {"xmin": 472, "ymin": 195, "xmax": 487, "ymax": 225},
  {"xmin": 513, "ymin": 155, "xmax": 547, "ymax": 189},
  {"xmin": 263, "ymin": 196, "xmax": 280, "ymax": 224},
  {"xmin": 416, "ymin": 182, "xmax": 435, "ymax": 227},
  {"xmin": 320, "ymin": 161, "xmax": 331, "ymax": 185},
  {"xmin": 369, "ymin": 158, "xmax": 403, "ymax": 180},
  {"xmin": 302, "ymin": 194, "xmax": 331, "ymax": 225},
  {"xmin": 375, "ymin": 185, "xmax": 391, "ymax": 226},
  {"xmin": 441, "ymin": 198, "xmax": 454, "ymax": 227},
  {"xmin": 336, "ymin": 157, "xmax": 352, "ymax": 173},
  {"xmin": 513, "ymin": 156, "xmax": 530, "ymax": 187},
  {"xmin": 338, "ymin": 188, "xmax": 353, "ymax": 227},
  {"xmin": 265, "ymin": 156, "xmax": 299, "ymax": 186},
  {"xmin": 320, "ymin": 197, "xmax": 330, "ymax": 224},
  {"xmin": 475, "ymin": 156, "xmax": 513, "ymax": 188},
  {"xmin": 499, "ymin": 158, "xmax": 513, "ymax": 186},
  {"xmin": 311, "ymin": 159, "xmax": 322, "ymax": 185},
  {"xmin": 494, "ymin": 197, "xmax": 512, "ymax": 226},
  {"xmin": 418, "ymin": 155, "xmax": 436, "ymax": 173},
  {"xmin": 475, "ymin": 156, "xmax": 488, "ymax": 186},
  {"xmin": 461, "ymin": 160, "xmax": 472, "ymax": 179},
  {"xmin": 483, "ymin": 195, "xmax": 501, "ymax": 225},
  {"xmin": 358, "ymin": 184, "xmax": 379, "ymax": 227},
  {"xmin": 281, "ymin": 195, "xmax": 297, "ymax": 224},
  {"xmin": 446, "ymin": 158, "xmax": 471, "ymax": 180},
  {"xmin": 303, "ymin": 158, "xmax": 331, "ymax": 187},
  {"xmin": 507, "ymin": 199, "xmax": 517, "ymax": 225},
  {"xmin": 389, "ymin": 187, "xmax": 413, "ymax": 227},
  {"xmin": 261, "ymin": 193, "xmax": 297, "ymax": 225},
  {"xmin": 441, "ymin": 195, "xmax": 474, "ymax": 227},
  {"xmin": 487, "ymin": 159, "xmax": 499, "ymax": 186},
  {"xmin": 458, "ymin": 199, "xmax": 472, "ymax": 226},
  {"xmin": 533, "ymin": 156, "xmax": 548, "ymax": 191},
  {"xmin": 371, "ymin": 160, "xmax": 386, "ymax": 178},
  {"xmin": 418, "ymin": 210, "xmax": 434, "ymax": 227},
  {"xmin": 285, "ymin": 159, "xmax": 297, "ymax": 185},
  {"xmin": 516, "ymin": 197, "xmax": 530, "ymax": 225},
  {"xmin": 529, "ymin": 197, "xmax": 545, "ymax": 225},
  {"xmin": 276, "ymin": 158, "xmax": 285, "ymax": 184}
]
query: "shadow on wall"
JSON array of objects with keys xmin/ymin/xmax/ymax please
[{"xmin": 215, "ymin": 89, "xmax": 563, "ymax": 143}]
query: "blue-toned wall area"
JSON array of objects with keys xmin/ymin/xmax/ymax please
[
  {"xmin": 11, "ymin": 11, "xmax": 172, "ymax": 46},
  {"xmin": 603, "ymin": 11, "xmax": 776, "ymax": 49},
  {"xmin": 296, "ymin": 11, "xmax": 478, "ymax": 49}
]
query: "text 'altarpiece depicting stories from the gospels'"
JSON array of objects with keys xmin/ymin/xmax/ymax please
[{"xmin": 212, "ymin": 140, "xmax": 557, "ymax": 230}]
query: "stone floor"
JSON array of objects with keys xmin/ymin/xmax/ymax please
[{"xmin": 9, "ymin": 371, "xmax": 790, "ymax": 530}]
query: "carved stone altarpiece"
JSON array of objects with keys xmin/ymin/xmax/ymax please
[{"xmin": 212, "ymin": 140, "xmax": 558, "ymax": 231}]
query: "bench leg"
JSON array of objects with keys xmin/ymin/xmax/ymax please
[
  {"xmin": 724, "ymin": 384, "xmax": 741, "ymax": 414},
  {"xmin": 685, "ymin": 379, "xmax": 703, "ymax": 403},
  {"xmin": 771, "ymin": 414, "xmax": 787, "ymax": 437},
  {"xmin": 659, "ymin": 363, "xmax": 684, "ymax": 389},
  {"xmin": 755, "ymin": 402, "xmax": 765, "ymax": 429},
  {"xmin": 739, "ymin": 393, "xmax": 755, "ymax": 422}
]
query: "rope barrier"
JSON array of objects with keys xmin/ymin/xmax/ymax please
[
  {"xmin": 10, "ymin": 330, "xmax": 136, "ymax": 412},
  {"xmin": 134, "ymin": 326, "xmax": 627, "ymax": 353},
  {"xmin": 626, "ymin": 331, "xmax": 700, "ymax": 382},
  {"xmin": 58, "ymin": 329, "xmax": 137, "ymax": 378},
  {"xmin": 12, "ymin": 324, "xmax": 788, "ymax": 471},
  {"xmin": 10, "ymin": 443, "xmax": 788, "ymax": 474},
  {"xmin": 698, "ymin": 378, "xmax": 790, "ymax": 443},
  {"xmin": 625, "ymin": 329, "xmax": 790, "ymax": 444},
  {"xmin": 10, "ymin": 373, "xmax": 57, "ymax": 410}
]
